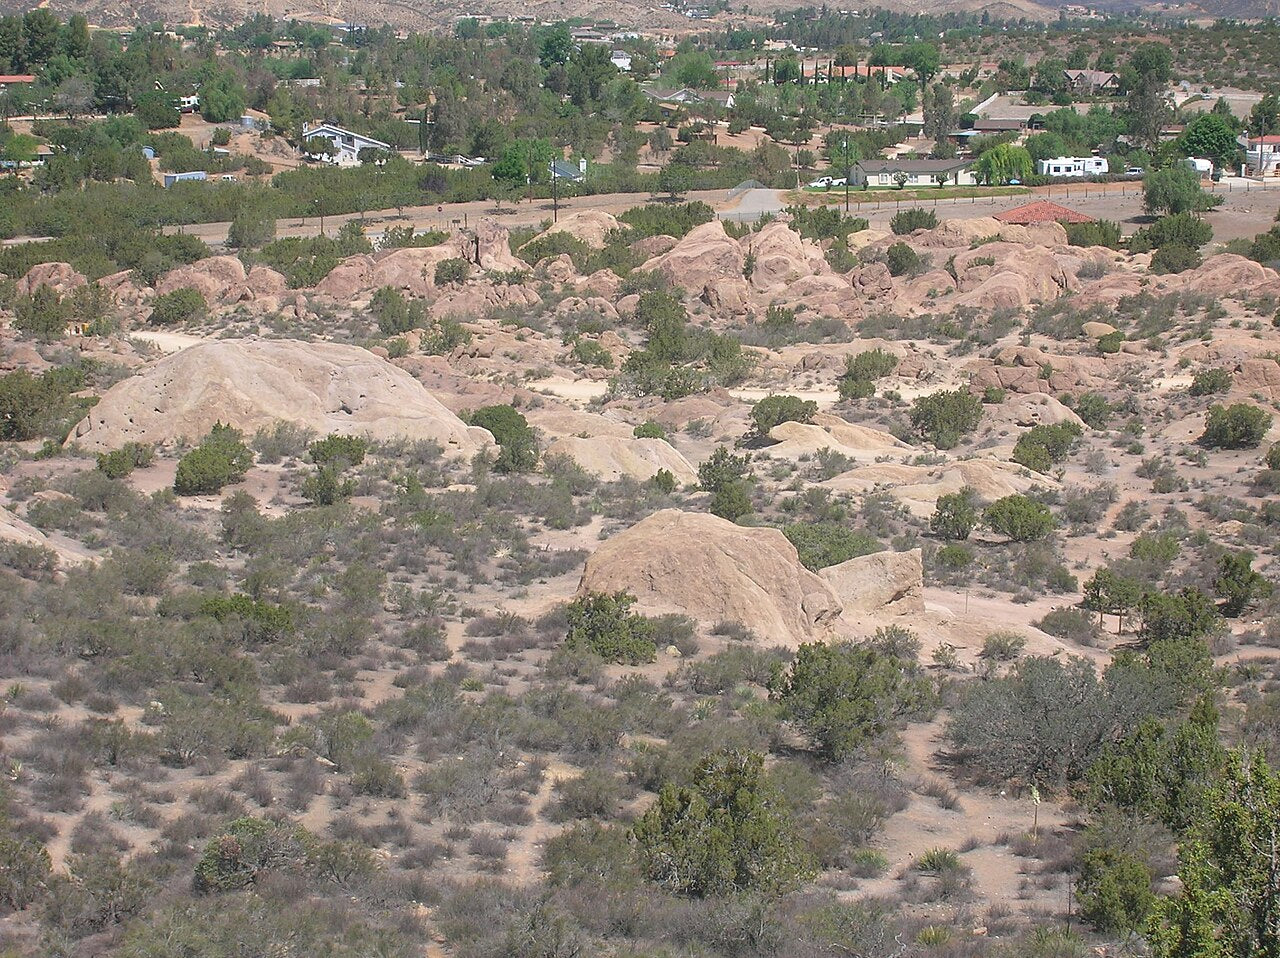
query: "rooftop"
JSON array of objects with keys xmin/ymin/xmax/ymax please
[{"xmin": 994, "ymin": 200, "xmax": 1094, "ymax": 225}]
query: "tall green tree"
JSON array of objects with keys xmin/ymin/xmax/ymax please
[{"xmin": 1149, "ymin": 751, "xmax": 1280, "ymax": 958}]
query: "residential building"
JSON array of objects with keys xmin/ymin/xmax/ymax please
[
  {"xmin": 610, "ymin": 49, "xmax": 633, "ymax": 71},
  {"xmin": 0, "ymin": 75, "xmax": 36, "ymax": 92},
  {"xmin": 972, "ymin": 117, "xmax": 1029, "ymax": 133},
  {"xmin": 163, "ymin": 170, "xmax": 207, "ymax": 187},
  {"xmin": 1036, "ymin": 156, "xmax": 1108, "ymax": 178},
  {"xmin": 301, "ymin": 122, "xmax": 392, "ymax": 166},
  {"xmin": 550, "ymin": 158, "xmax": 587, "ymax": 183},
  {"xmin": 851, "ymin": 158, "xmax": 977, "ymax": 188},
  {"xmin": 1242, "ymin": 135, "xmax": 1280, "ymax": 176},
  {"xmin": 994, "ymin": 200, "xmax": 1094, "ymax": 225},
  {"xmin": 1063, "ymin": 69, "xmax": 1119, "ymax": 95}
]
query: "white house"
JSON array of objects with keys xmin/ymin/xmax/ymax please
[
  {"xmin": 851, "ymin": 158, "xmax": 977, "ymax": 188},
  {"xmin": 301, "ymin": 122, "xmax": 392, "ymax": 166},
  {"xmin": 610, "ymin": 49, "xmax": 633, "ymax": 71},
  {"xmin": 1242, "ymin": 135, "xmax": 1280, "ymax": 176},
  {"xmin": 1036, "ymin": 156, "xmax": 1108, "ymax": 178}
]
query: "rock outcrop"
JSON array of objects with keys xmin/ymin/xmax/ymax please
[
  {"xmin": 535, "ymin": 210, "xmax": 622, "ymax": 250},
  {"xmin": 67, "ymin": 340, "xmax": 493, "ymax": 456},
  {"xmin": 639, "ymin": 221, "xmax": 745, "ymax": 291},
  {"xmin": 821, "ymin": 548, "xmax": 924, "ymax": 616},
  {"xmin": 577, "ymin": 509, "xmax": 842, "ymax": 644},
  {"xmin": 545, "ymin": 436, "xmax": 698, "ymax": 485},
  {"xmin": 15, "ymin": 262, "xmax": 87, "ymax": 298}
]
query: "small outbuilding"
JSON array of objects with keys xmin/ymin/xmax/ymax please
[{"xmin": 994, "ymin": 200, "xmax": 1094, "ymax": 225}]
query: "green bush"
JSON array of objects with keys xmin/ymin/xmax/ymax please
[
  {"xmin": 617, "ymin": 201, "xmax": 715, "ymax": 238},
  {"xmin": 1096, "ymin": 330, "xmax": 1126, "ymax": 354},
  {"xmin": 1267, "ymin": 442, "xmax": 1280, "ymax": 470},
  {"xmin": 885, "ymin": 241, "xmax": 921, "ymax": 277},
  {"xmin": 564, "ymin": 591, "xmax": 657, "ymax": 664},
  {"xmin": 633, "ymin": 421, "xmax": 666, "ymax": 440},
  {"xmin": 307, "ymin": 434, "xmax": 368, "ymax": 469},
  {"xmin": 751, "ymin": 394, "xmax": 817, "ymax": 438},
  {"xmin": 838, "ymin": 348, "xmax": 898, "ymax": 400},
  {"xmin": 633, "ymin": 749, "xmax": 815, "ymax": 896},
  {"xmin": 783, "ymin": 521, "xmax": 881, "ymax": 571},
  {"xmin": 149, "ymin": 287, "xmax": 206, "ymax": 326},
  {"xmin": 1149, "ymin": 244, "xmax": 1202, "ymax": 275},
  {"xmin": 1064, "ymin": 220, "xmax": 1122, "ymax": 248},
  {"xmin": 1012, "ymin": 422, "xmax": 1083, "ymax": 473},
  {"xmin": 909, "ymin": 389, "xmax": 983, "ymax": 448},
  {"xmin": 890, "ymin": 207, "xmax": 938, "ymax": 235},
  {"xmin": 96, "ymin": 442, "xmax": 154, "ymax": 479},
  {"xmin": 710, "ymin": 480, "xmax": 753, "ymax": 521},
  {"xmin": 930, "ymin": 488, "xmax": 978, "ymax": 541},
  {"xmin": 173, "ymin": 423, "xmax": 253, "ymax": 495},
  {"xmin": 434, "ymin": 258, "xmax": 470, "ymax": 285},
  {"xmin": 370, "ymin": 286, "xmax": 423, "ymax": 335},
  {"xmin": 226, "ymin": 212, "xmax": 276, "ymax": 249},
  {"xmin": 471, "ymin": 404, "xmax": 538, "ymax": 472},
  {"xmin": 193, "ymin": 817, "xmax": 308, "ymax": 893},
  {"xmin": 1189, "ymin": 368, "xmax": 1232, "ymax": 397},
  {"xmin": 1200, "ymin": 403, "xmax": 1272, "ymax": 449},
  {"xmin": 1078, "ymin": 848, "xmax": 1154, "ymax": 934},
  {"xmin": 770, "ymin": 640, "xmax": 933, "ymax": 761},
  {"xmin": 983, "ymin": 494, "xmax": 1054, "ymax": 541},
  {"xmin": 0, "ymin": 366, "xmax": 92, "ymax": 441}
]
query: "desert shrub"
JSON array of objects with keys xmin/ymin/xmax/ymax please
[
  {"xmin": 1097, "ymin": 330, "xmax": 1126, "ymax": 353},
  {"xmin": 890, "ymin": 207, "xmax": 938, "ymax": 234},
  {"xmin": 909, "ymin": 389, "xmax": 983, "ymax": 448},
  {"xmin": 1189, "ymin": 368, "xmax": 1232, "ymax": 397},
  {"xmin": 1012, "ymin": 422, "xmax": 1083, "ymax": 473},
  {"xmin": 149, "ymin": 287, "xmax": 206, "ymax": 326},
  {"xmin": 633, "ymin": 749, "xmax": 815, "ymax": 896},
  {"xmin": 930, "ymin": 488, "xmax": 978, "ymax": 541},
  {"xmin": 434, "ymin": 258, "xmax": 470, "ymax": 285},
  {"xmin": 1065, "ymin": 220, "xmax": 1122, "ymax": 248},
  {"xmin": 370, "ymin": 285, "xmax": 422, "ymax": 335},
  {"xmin": 308, "ymin": 434, "xmax": 368, "ymax": 469},
  {"xmin": 885, "ymin": 242, "xmax": 921, "ymax": 277},
  {"xmin": 980, "ymin": 631, "xmax": 1027, "ymax": 661},
  {"xmin": 751, "ymin": 394, "xmax": 817, "ymax": 438},
  {"xmin": 837, "ymin": 348, "xmax": 898, "ymax": 400},
  {"xmin": 633, "ymin": 421, "xmax": 666, "ymax": 440},
  {"xmin": 785, "ymin": 204, "xmax": 868, "ymax": 241},
  {"xmin": 948, "ymin": 655, "xmax": 1120, "ymax": 784},
  {"xmin": 192, "ymin": 817, "xmax": 309, "ymax": 892},
  {"xmin": 984, "ymin": 494, "xmax": 1054, "ymax": 541},
  {"xmin": 783, "ymin": 521, "xmax": 881, "ymax": 571},
  {"xmin": 519, "ymin": 231, "xmax": 592, "ymax": 268},
  {"xmin": 617, "ymin": 201, "xmax": 715, "ymax": 238},
  {"xmin": 1072, "ymin": 392, "xmax": 1113, "ymax": 428},
  {"xmin": 0, "ymin": 838, "xmax": 51, "ymax": 911},
  {"xmin": 173, "ymin": 423, "xmax": 253, "ymax": 495},
  {"xmin": 1078, "ymin": 848, "xmax": 1154, "ymax": 934},
  {"xmin": 769, "ymin": 640, "xmax": 933, "ymax": 761},
  {"xmin": 0, "ymin": 367, "xmax": 95, "ymax": 441},
  {"xmin": 564, "ymin": 591, "xmax": 656, "ymax": 664},
  {"xmin": 226, "ymin": 211, "xmax": 275, "ymax": 249},
  {"xmin": 96, "ymin": 442, "xmax": 154, "ymax": 479},
  {"xmin": 1149, "ymin": 244, "xmax": 1202, "ymax": 274},
  {"xmin": 470, "ymin": 405, "xmax": 538, "ymax": 473},
  {"xmin": 1038, "ymin": 606, "xmax": 1099, "ymax": 644},
  {"xmin": 1201, "ymin": 403, "xmax": 1272, "ymax": 449}
]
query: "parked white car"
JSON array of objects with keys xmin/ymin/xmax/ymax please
[{"xmin": 807, "ymin": 176, "xmax": 847, "ymax": 188}]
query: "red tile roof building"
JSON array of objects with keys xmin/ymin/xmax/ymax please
[{"xmin": 994, "ymin": 200, "xmax": 1094, "ymax": 225}]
